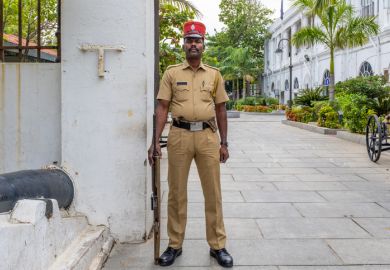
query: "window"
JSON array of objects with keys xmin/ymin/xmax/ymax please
[
  {"xmin": 294, "ymin": 78, "xmax": 299, "ymax": 89},
  {"xmin": 359, "ymin": 61, "xmax": 374, "ymax": 76},
  {"xmin": 0, "ymin": 0, "xmax": 61, "ymax": 62},
  {"xmin": 361, "ymin": 0, "xmax": 375, "ymax": 17},
  {"xmin": 285, "ymin": 79, "xmax": 289, "ymax": 91}
]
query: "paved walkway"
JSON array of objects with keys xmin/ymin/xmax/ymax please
[{"xmin": 104, "ymin": 113, "xmax": 390, "ymax": 270}]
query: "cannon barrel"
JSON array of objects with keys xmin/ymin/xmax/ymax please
[{"xmin": 0, "ymin": 169, "xmax": 74, "ymax": 213}]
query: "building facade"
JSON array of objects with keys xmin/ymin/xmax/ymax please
[{"xmin": 263, "ymin": 0, "xmax": 390, "ymax": 104}]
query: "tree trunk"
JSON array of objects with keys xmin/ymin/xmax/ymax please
[
  {"xmin": 242, "ymin": 78, "xmax": 246, "ymax": 100},
  {"xmin": 246, "ymin": 80, "xmax": 250, "ymax": 97},
  {"xmin": 236, "ymin": 79, "xmax": 239, "ymax": 100},
  {"xmin": 329, "ymin": 47, "xmax": 335, "ymax": 101}
]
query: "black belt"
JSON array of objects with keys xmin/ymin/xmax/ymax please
[{"xmin": 173, "ymin": 120, "xmax": 211, "ymax": 131}]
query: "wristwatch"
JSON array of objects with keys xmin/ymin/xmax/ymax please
[{"xmin": 220, "ymin": 141, "xmax": 229, "ymax": 147}]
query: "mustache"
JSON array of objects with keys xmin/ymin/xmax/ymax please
[{"xmin": 189, "ymin": 46, "xmax": 199, "ymax": 52}]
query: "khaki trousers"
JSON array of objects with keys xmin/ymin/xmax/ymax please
[{"xmin": 166, "ymin": 126, "xmax": 226, "ymax": 250}]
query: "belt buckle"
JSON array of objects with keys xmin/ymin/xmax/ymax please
[{"xmin": 190, "ymin": 122, "xmax": 203, "ymax": 131}]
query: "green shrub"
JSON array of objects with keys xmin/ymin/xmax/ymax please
[
  {"xmin": 226, "ymin": 100, "xmax": 235, "ymax": 110},
  {"xmin": 317, "ymin": 105, "xmax": 341, "ymax": 129},
  {"xmin": 295, "ymin": 87, "xmax": 328, "ymax": 107},
  {"xmin": 338, "ymin": 93, "xmax": 376, "ymax": 134},
  {"xmin": 335, "ymin": 75, "xmax": 389, "ymax": 99},
  {"xmin": 265, "ymin": 97, "xmax": 279, "ymax": 106},
  {"xmin": 312, "ymin": 100, "xmax": 340, "ymax": 122},
  {"xmin": 288, "ymin": 106, "xmax": 314, "ymax": 123},
  {"xmin": 235, "ymin": 104, "xmax": 244, "ymax": 111},
  {"xmin": 336, "ymin": 76, "xmax": 390, "ymax": 116}
]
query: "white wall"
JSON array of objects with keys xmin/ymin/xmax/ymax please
[
  {"xmin": 61, "ymin": 0, "xmax": 154, "ymax": 242},
  {"xmin": 0, "ymin": 63, "xmax": 61, "ymax": 173}
]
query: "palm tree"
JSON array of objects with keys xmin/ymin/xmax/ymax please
[
  {"xmin": 220, "ymin": 47, "xmax": 257, "ymax": 100},
  {"xmin": 291, "ymin": 0, "xmax": 379, "ymax": 100},
  {"xmin": 160, "ymin": 0, "xmax": 202, "ymax": 17}
]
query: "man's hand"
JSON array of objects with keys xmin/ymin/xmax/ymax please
[
  {"xmin": 219, "ymin": 145, "xmax": 229, "ymax": 163},
  {"xmin": 148, "ymin": 143, "xmax": 162, "ymax": 166}
]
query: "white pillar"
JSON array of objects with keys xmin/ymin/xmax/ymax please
[{"xmin": 61, "ymin": 0, "xmax": 154, "ymax": 242}]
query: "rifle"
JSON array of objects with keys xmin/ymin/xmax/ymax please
[
  {"xmin": 151, "ymin": 0, "xmax": 161, "ymax": 264},
  {"xmin": 151, "ymin": 114, "xmax": 161, "ymax": 265}
]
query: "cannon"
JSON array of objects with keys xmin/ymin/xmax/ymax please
[
  {"xmin": 0, "ymin": 168, "xmax": 74, "ymax": 213},
  {"xmin": 366, "ymin": 114, "xmax": 390, "ymax": 162}
]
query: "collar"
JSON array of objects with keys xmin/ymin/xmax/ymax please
[{"xmin": 182, "ymin": 60, "xmax": 206, "ymax": 71}]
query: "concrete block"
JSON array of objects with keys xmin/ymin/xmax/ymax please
[
  {"xmin": 280, "ymin": 266, "xmax": 390, "ymax": 270},
  {"xmin": 228, "ymin": 239, "xmax": 341, "ymax": 265},
  {"xmin": 260, "ymin": 168, "xmax": 321, "ymax": 174},
  {"xmin": 353, "ymin": 218, "xmax": 390, "ymax": 237},
  {"xmin": 341, "ymin": 181, "xmax": 390, "ymax": 191},
  {"xmin": 296, "ymin": 174, "xmax": 365, "ymax": 182},
  {"xmin": 274, "ymin": 181, "xmax": 348, "ymax": 191},
  {"xmin": 256, "ymin": 218, "xmax": 370, "ymax": 239},
  {"xmin": 293, "ymin": 203, "xmax": 390, "ymax": 218},
  {"xmin": 233, "ymin": 174, "xmax": 300, "ymax": 182},
  {"xmin": 10, "ymin": 199, "xmax": 48, "ymax": 224},
  {"xmin": 327, "ymin": 239, "xmax": 390, "ymax": 264},
  {"xmin": 241, "ymin": 191, "xmax": 326, "ymax": 203},
  {"xmin": 49, "ymin": 226, "xmax": 111, "ymax": 270},
  {"xmin": 319, "ymin": 191, "xmax": 390, "ymax": 202},
  {"xmin": 160, "ymin": 202, "xmax": 302, "ymax": 219}
]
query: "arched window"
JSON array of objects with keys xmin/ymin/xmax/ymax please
[
  {"xmin": 284, "ymin": 79, "xmax": 289, "ymax": 91},
  {"xmin": 323, "ymin": 70, "xmax": 330, "ymax": 86},
  {"xmin": 294, "ymin": 78, "xmax": 299, "ymax": 89},
  {"xmin": 359, "ymin": 61, "xmax": 374, "ymax": 76}
]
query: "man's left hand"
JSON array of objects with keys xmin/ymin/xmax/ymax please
[{"xmin": 220, "ymin": 145, "xmax": 229, "ymax": 163}]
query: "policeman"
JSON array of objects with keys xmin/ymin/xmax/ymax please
[{"xmin": 148, "ymin": 21, "xmax": 233, "ymax": 268}]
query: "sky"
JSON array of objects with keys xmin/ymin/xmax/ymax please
[{"xmin": 191, "ymin": 0, "xmax": 291, "ymax": 35}]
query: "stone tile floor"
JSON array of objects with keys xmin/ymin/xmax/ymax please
[{"xmin": 103, "ymin": 113, "xmax": 390, "ymax": 269}]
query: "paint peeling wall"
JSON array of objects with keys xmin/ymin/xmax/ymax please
[
  {"xmin": 0, "ymin": 63, "xmax": 61, "ymax": 173},
  {"xmin": 61, "ymin": 0, "xmax": 154, "ymax": 242}
]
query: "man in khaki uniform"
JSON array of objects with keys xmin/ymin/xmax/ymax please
[{"xmin": 148, "ymin": 21, "xmax": 233, "ymax": 268}]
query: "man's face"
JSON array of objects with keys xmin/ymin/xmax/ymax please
[{"xmin": 183, "ymin": 37, "xmax": 204, "ymax": 59}]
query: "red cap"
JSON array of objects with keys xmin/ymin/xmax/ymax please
[{"xmin": 183, "ymin": 21, "xmax": 206, "ymax": 39}]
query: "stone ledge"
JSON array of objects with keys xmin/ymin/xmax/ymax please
[
  {"xmin": 281, "ymin": 120, "xmax": 339, "ymax": 135},
  {"xmin": 336, "ymin": 130, "xmax": 366, "ymax": 145},
  {"xmin": 241, "ymin": 111, "xmax": 285, "ymax": 116},
  {"xmin": 227, "ymin": 111, "xmax": 240, "ymax": 118}
]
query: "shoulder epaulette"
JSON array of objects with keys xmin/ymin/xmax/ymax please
[
  {"xmin": 166, "ymin": 63, "xmax": 182, "ymax": 70},
  {"xmin": 204, "ymin": 64, "xmax": 220, "ymax": 71}
]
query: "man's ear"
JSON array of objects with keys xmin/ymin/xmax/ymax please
[{"xmin": 182, "ymin": 44, "xmax": 185, "ymax": 51}]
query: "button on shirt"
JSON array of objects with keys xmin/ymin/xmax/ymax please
[{"xmin": 157, "ymin": 61, "xmax": 229, "ymax": 121}]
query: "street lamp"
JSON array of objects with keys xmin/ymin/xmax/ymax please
[{"xmin": 275, "ymin": 38, "xmax": 293, "ymax": 108}]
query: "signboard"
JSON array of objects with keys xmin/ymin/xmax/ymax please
[{"xmin": 324, "ymin": 78, "xmax": 330, "ymax": 86}]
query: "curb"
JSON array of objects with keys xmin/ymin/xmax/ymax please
[
  {"xmin": 336, "ymin": 130, "xmax": 366, "ymax": 145},
  {"xmin": 281, "ymin": 120, "xmax": 369, "ymax": 146},
  {"xmin": 281, "ymin": 120, "xmax": 339, "ymax": 135}
]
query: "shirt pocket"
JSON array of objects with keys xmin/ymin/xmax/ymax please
[
  {"xmin": 200, "ymin": 83, "xmax": 214, "ymax": 102},
  {"xmin": 173, "ymin": 84, "xmax": 190, "ymax": 102}
]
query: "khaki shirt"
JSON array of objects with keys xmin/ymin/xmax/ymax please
[{"xmin": 157, "ymin": 61, "xmax": 229, "ymax": 121}]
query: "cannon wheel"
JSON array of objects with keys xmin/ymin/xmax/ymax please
[{"xmin": 366, "ymin": 115, "xmax": 382, "ymax": 162}]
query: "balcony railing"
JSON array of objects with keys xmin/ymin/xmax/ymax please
[{"xmin": 0, "ymin": 0, "xmax": 61, "ymax": 62}]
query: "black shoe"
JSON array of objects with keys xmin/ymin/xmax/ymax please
[
  {"xmin": 158, "ymin": 246, "xmax": 182, "ymax": 266},
  {"xmin": 210, "ymin": 248, "xmax": 233, "ymax": 268}
]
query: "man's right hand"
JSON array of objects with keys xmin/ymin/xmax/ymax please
[{"xmin": 148, "ymin": 143, "xmax": 162, "ymax": 166}]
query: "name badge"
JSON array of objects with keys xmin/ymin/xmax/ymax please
[{"xmin": 176, "ymin": 82, "xmax": 187, "ymax": 86}]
